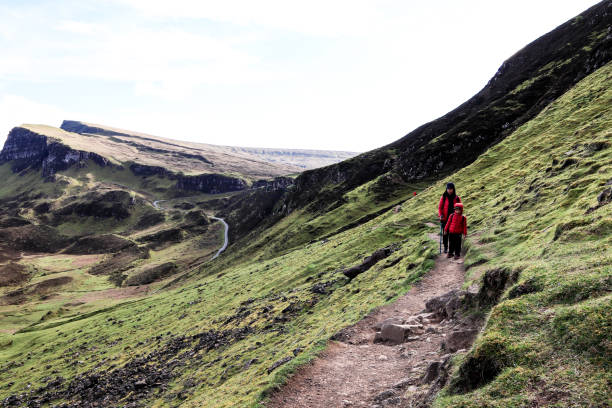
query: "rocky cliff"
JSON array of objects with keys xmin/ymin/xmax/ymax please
[
  {"xmin": 175, "ymin": 173, "xmax": 249, "ymax": 194},
  {"xmin": 0, "ymin": 127, "xmax": 111, "ymax": 177},
  {"xmin": 0, "ymin": 128, "xmax": 296, "ymax": 194}
]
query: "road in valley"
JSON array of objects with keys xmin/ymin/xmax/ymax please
[
  {"xmin": 152, "ymin": 200, "xmax": 166, "ymax": 210},
  {"xmin": 209, "ymin": 216, "xmax": 229, "ymax": 259},
  {"xmin": 152, "ymin": 198, "xmax": 228, "ymax": 259}
]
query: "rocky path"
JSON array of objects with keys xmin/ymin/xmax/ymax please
[{"xmin": 266, "ymin": 241, "xmax": 477, "ymax": 407}]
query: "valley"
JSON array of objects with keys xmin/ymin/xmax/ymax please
[{"xmin": 0, "ymin": 2, "xmax": 610, "ymax": 407}]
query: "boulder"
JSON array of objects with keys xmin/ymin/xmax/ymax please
[
  {"xmin": 372, "ymin": 317, "xmax": 404, "ymax": 332},
  {"xmin": 343, "ymin": 245, "xmax": 395, "ymax": 280},
  {"xmin": 441, "ymin": 329, "xmax": 479, "ymax": 353},
  {"xmin": 424, "ymin": 290, "xmax": 467, "ymax": 320},
  {"xmin": 378, "ymin": 323, "xmax": 424, "ymax": 344}
]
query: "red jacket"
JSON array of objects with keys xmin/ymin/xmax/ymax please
[
  {"xmin": 445, "ymin": 213, "xmax": 467, "ymax": 235},
  {"xmin": 438, "ymin": 194, "xmax": 461, "ymax": 221}
]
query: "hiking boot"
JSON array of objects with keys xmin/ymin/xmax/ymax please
[
  {"xmin": 446, "ymin": 253, "xmax": 453, "ymax": 258},
  {"xmin": 454, "ymin": 255, "xmax": 460, "ymax": 260},
  {"xmin": 443, "ymin": 248, "xmax": 448, "ymax": 253}
]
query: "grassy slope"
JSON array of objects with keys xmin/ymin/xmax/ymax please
[
  {"xmin": 0, "ymin": 63, "xmax": 610, "ymax": 407},
  {"xmin": 0, "ymin": 162, "xmax": 226, "ymax": 335}
]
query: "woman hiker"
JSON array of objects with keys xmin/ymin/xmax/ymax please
[{"xmin": 438, "ymin": 182, "xmax": 461, "ymax": 253}]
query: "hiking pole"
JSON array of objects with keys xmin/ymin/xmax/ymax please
[{"xmin": 439, "ymin": 222, "xmax": 443, "ymax": 254}]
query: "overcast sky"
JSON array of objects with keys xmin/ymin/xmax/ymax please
[{"xmin": 0, "ymin": 0, "xmax": 601, "ymax": 151}]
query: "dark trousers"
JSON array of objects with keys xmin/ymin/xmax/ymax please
[
  {"xmin": 448, "ymin": 234, "xmax": 462, "ymax": 257},
  {"xmin": 440, "ymin": 220, "xmax": 449, "ymax": 250}
]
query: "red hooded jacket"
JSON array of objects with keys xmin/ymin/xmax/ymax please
[
  {"xmin": 438, "ymin": 194, "xmax": 461, "ymax": 221},
  {"xmin": 444, "ymin": 212, "xmax": 467, "ymax": 235}
]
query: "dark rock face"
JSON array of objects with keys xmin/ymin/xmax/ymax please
[
  {"xmin": 0, "ymin": 127, "xmax": 111, "ymax": 176},
  {"xmin": 267, "ymin": 356, "xmax": 293, "ymax": 374},
  {"xmin": 343, "ymin": 245, "xmax": 397, "ymax": 280},
  {"xmin": 129, "ymin": 162, "xmax": 251, "ymax": 194},
  {"xmin": 60, "ymin": 120, "xmax": 130, "ymax": 137},
  {"xmin": 129, "ymin": 163, "xmax": 170, "ymax": 177},
  {"xmin": 0, "ymin": 127, "xmax": 47, "ymax": 165},
  {"xmin": 176, "ymin": 173, "xmax": 248, "ymax": 194},
  {"xmin": 252, "ymin": 176, "xmax": 294, "ymax": 191},
  {"xmin": 441, "ymin": 329, "xmax": 479, "ymax": 353},
  {"xmin": 0, "ymin": 127, "xmax": 278, "ymax": 196}
]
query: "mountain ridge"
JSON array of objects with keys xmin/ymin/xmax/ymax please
[{"xmin": 0, "ymin": 2, "xmax": 610, "ymax": 407}]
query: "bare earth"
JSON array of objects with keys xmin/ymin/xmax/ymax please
[{"xmin": 266, "ymin": 253, "xmax": 466, "ymax": 408}]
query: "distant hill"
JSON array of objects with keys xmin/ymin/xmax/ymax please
[
  {"xmin": 0, "ymin": 120, "xmax": 357, "ymax": 195},
  {"xmin": 59, "ymin": 120, "xmax": 358, "ymax": 174}
]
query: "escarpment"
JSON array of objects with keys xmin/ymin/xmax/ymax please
[
  {"xmin": 0, "ymin": 127, "xmax": 297, "ymax": 194},
  {"xmin": 0, "ymin": 127, "xmax": 111, "ymax": 177}
]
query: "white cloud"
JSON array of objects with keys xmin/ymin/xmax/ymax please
[
  {"xmin": 0, "ymin": 0, "xmax": 602, "ymax": 152},
  {"xmin": 114, "ymin": 0, "xmax": 390, "ymax": 37},
  {"xmin": 0, "ymin": 94, "xmax": 77, "ymax": 147}
]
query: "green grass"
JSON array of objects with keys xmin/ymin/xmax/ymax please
[{"xmin": 0, "ymin": 63, "xmax": 610, "ymax": 407}]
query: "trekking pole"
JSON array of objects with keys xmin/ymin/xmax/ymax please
[{"xmin": 439, "ymin": 222, "xmax": 442, "ymax": 254}]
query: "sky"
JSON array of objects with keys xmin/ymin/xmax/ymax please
[{"xmin": 0, "ymin": 0, "xmax": 601, "ymax": 152}]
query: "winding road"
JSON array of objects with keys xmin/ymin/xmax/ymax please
[
  {"xmin": 209, "ymin": 216, "xmax": 229, "ymax": 259},
  {"xmin": 151, "ymin": 198, "xmax": 229, "ymax": 260},
  {"xmin": 152, "ymin": 200, "xmax": 166, "ymax": 210}
]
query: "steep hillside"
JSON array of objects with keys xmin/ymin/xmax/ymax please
[
  {"xmin": 1, "ymin": 58, "xmax": 609, "ymax": 408},
  {"xmin": 260, "ymin": 1, "xmax": 611, "ymax": 223}
]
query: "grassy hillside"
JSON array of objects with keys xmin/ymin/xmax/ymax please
[{"xmin": 1, "ymin": 58, "xmax": 609, "ymax": 408}]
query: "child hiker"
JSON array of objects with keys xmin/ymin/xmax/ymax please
[
  {"xmin": 438, "ymin": 182, "xmax": 461, "ymax": 253},
  {"xmin": 444, "ymin": 202, "xmax": 467, "ymax": 259}
]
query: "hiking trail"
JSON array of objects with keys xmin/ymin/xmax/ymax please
[{"xmin": 266, "ymin": 226, "xmax": 481, "ymax": 408}]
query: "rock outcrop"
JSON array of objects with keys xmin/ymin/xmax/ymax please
[
  {"xmin": 175, "ymin": 173, "xmax": 248, "ymax": 194},
  {"xmin": 252, "ymin": 176, "xmax": 294, "ymax": 191},
  {"xmin": 0, "ymin": 127, "xmax": 111, "ymax": 177},
  {"xmin": 0, "ymin": 127, "xmax": 287, "ymax": 195}
]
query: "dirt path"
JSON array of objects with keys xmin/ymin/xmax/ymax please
[{"xmin": 266, "ymin": 250, "xmax": 467, "ymax": 407}]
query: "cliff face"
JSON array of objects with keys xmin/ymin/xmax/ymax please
[
  {"xmin": 0, "ymin": 128, "xmax": 295, "ymax": 194},
  {"xmin": 60, "ymin": 120, "xmax": 130, "ymax": 137},
  {"xmin": 129, "ymin": 163, "xmax": 274, "ymax": 194},
  {"xmin": 0, "ymin": 127, "xmax": 111, "ymax": 177},
  {"xmin": 252, "ymin": 176, "xmax": 294, "ymax": 191},
  {"xmin": 278, "ymin": 0, "xmax": 612, "ymax": 214},
  {"xmin": 175, "ymin": 174, "xmax": 248, "ymax": 194}
]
